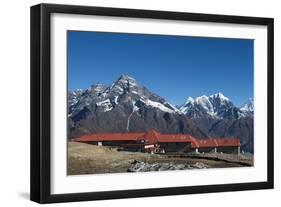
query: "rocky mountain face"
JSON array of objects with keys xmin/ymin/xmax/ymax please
[
  {"xmin": 178, "ymin": 93, "xmax": 253, "ymax": 119},
  {"xmin": 68, "ymin": 75, "xmax": 254, "ymax": 153},
  {"xmin": 240, "ymin": 98, "xmax": 254, "ymax": 118},
  {"xmin": 178, "ymin": 94, "xmax": 254, "ymax": 153},
  {"xmin": 68, "ymin": 75, "xmax": 207, "ymax": 140}
]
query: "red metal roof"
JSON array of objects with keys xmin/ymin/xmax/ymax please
[
  {"xmin": 215, "ymin": 138, "xmax": 241, "ymax": 147},
  {"xmin": 190, "ymin": 138, "xmax": 241, "ymax": 148},
  {"xmin": 76, "ymin": 132, "xmax": 145, "ymax": 142},
  {"xmin": 157, "ymin": 134, "xmax": 193, "ymax": 143},
  {"xmin": 145, "ymin": 129, "xmax": 160, "ymax": 144},
  {"xmin": 194, "ymin": 139, "xmax": 218, "ymax": 148},
  {"xmin": 73, "ymin": 129, "xmax": 240, "ymax": 148}
]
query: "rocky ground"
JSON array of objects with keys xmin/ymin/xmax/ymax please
[
  {"xmin": 67, "ymin": 141, "xmax": 253, "ymax": 175},
  {"xmin": 128, "ymin": 160, "xmax": 210, "ymax": 172}
]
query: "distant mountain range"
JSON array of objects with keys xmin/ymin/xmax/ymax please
[
  {"xmin": 179, "ymin": 93, "xmax": 253, "ymax": 119},
  {"xmin": 68, "ymin": 75, "xmax": 254, "ymax": 153}
]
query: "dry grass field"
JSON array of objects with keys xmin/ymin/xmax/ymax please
[{"xmin": 67, "ymin": 141, "xmax": 253, "ymax": 175}]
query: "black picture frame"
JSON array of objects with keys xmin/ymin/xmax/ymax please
[{"xmin": 30, "ymin": 3, "xmax": 274, "ymax": 204}]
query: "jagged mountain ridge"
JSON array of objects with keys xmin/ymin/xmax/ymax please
[
  {"xmin": 68, "ymin": 75, "xmax": 254, "ymax": 152},
  {"xmin": 68, "ymin": 75, "xmax": 207, "ymax": 140},
  {"xmin": 240, "ymin": 98, "xmax": 254, "ymax": 118},
  {"xmin": 68, "ymin": 75, "xmax": 181, "ymax": 118},
  {"xmin": 178, "ymin": 95, "xmax": 254, "ymax": 153},
  {"xmin": 178, "ymin": 93, "xmax": 253, "ymax": 119}
]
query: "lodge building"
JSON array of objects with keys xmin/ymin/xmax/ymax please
[{"xmin": 73, "ymin": 129, "xmax": 240, "ymax": 154}]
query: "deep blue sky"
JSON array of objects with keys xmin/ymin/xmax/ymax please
[{"xmin": 68, "ymin": 31, "xmax": 253, "ymax": 106}]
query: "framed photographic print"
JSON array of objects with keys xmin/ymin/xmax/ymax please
[{"xmin": 30, "ymin": 3, "xmax": 274, "ymax": 203}]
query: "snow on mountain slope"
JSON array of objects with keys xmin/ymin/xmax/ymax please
[
  {"xmin": 179, "ymin": 93, "xmax": 252, "ymax": 119},
  {"xmin": 68, "ymin": 75, "xmax": 253, "ymax": 119},
  {"xmin": 96, "ymin": 99, "xmax": 113, "ymax": 112},
  {"xmin": 240, "ymin": 98, "xmax": 254, "ymax": 112},
  {"xmin": 68, "ymin": 75, "xmax": 180, "ymax": 116},
  {"xmin": 140, "ymin": 98, "xmax": 175, "ymax": 113},
  {"xmin": 196, "ymin": 95, "xmax": 215, "ymax": 115},
  {"xmin": 240, "ymin": 98, "xmax": 254, "ymax": 117},
  {"xmin": 179, "ymin": 97, "xmax": 194, "ymax": 114},
  {"xmin": 67, "ymin": 75, "xmax": 253, "ymax": 152},
  {"xmin": 210, "ymin": 92, "xmax": 229, "ymax": 101}
]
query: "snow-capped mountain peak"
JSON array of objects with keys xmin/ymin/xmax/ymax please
[
  {"xmin": 116, "ymin": 74, "xmax": 137, "ymax": 85},
  {"xmin": 89, "ymin": 83, "xmax": 107, "ymax": 93},
  {"xmin": 240, "ymin": 98, "xmax": 254, "ymax": 112},
  {"xmin": 194, "ymin": 95, "xmax": 216, "ymax": 116},
  {"xmin": 239, "ymin": 98, "xmax": 254, "ymax": 118},
  {"xmin": 210, "ymin": 92, "xmax": 229, "ymax": 101},
  {"xmin": 109, "ymin": 74, "xmax": 138, "ymax": 94},
  {"xmin": 178, "ymin": 93, "xmax": 251, "ymax": 119},
  {"xmin": 196, "ymin": 95, "xmax": 212, "ymax": 107},
  {"xmin": 179, "ymin": 97, "xmax": 195, "ymax": 114},
  {"xmin": 186, "ymin": 97, "xmax": 194, "ymax": 104},
  {"xmin": 68, "ymin": 76, "xmax": 253, "ymax": 121},
  {"xmin": 68, "ymin": 75, "xmax": 182, "ymax": 116}
]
